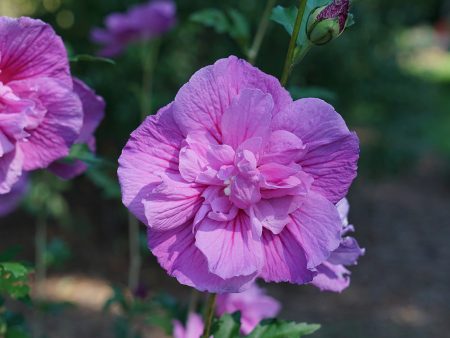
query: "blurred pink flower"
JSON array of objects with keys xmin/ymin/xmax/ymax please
[
  {"xmin": 173, "ymin": 313, "xmax": 205, "ymax": 338},
  {"xmin": 0, "ymin": 17, "xmax": 83, "ymax": 194},
  {"xmin": 217, "ymin": 283, "xmax": 280, "ymax": 334},
  {"xmin": 91, "ymin": 0, "xmax": 176, "ymax": 57},
  {"xmin": 118, "ymin": 56, "xmax": 359, "ymax": 293},
  {"xmin": 312, "ymin": 198, "xmax": 365, "ymax": 292}
]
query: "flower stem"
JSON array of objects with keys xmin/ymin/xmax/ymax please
[
  {"xmin": 280, "ymin": 0, "xmax": 308, "ymax": 86},
  {"xmin": 248, "ymin": 0, "xmax": 277, "ymax": 65},
  {"xmin": 188, "ymin": 289, "xmax": 200, "ymax": 315},
  {"xmin": 127, "ymin": 213, "xmax": 141, "ymax": 292},
  {"xmin": 140, "ymin": 39, "xmax": 161, "ymax": 120},
  {"xmin": 201, "ymin": 293, "xmax": 217, "ymax": 338},
  {"xmin": 127, "ymin": 40, "xmax": 161, "ymax": 292},
  {"xmin": 35, "ymin": 213, "xmax": 47, "ymax": 298}
]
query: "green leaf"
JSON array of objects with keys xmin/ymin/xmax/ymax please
[
  {"xmin": 247, "ymin": 319, "xmax": 320, "ymax": 338},
  {"xmin": 0, "ymin": 263, "xmax": 31, "ymax": 299},
  {"xmin": 190, "ymin": 8, "xmax": 250, "ymax": 53},
  {"xmin": 23, "ymin": 171, "xmax": 71, "ymax": 224},
  {"xmin": 0, "ymin": 248, "xmax": 21, "ymax": 263},
  {"xmin": 190, "ymin": 8, "xmax": 230, "ymax": 34},
  {"xmin": 271, "ymin": 6, "xmax": 298, "ymax": 37},
  {"xmin": 70, "ymin": 54, "xmax": 115, "ymax": 65},
  {"xmin": 86, "ymin": 167, "xmax": 121, "ymax": 199},
  {"xmin": 0, "ymin": 264, "xmax": 27, "ymax": 278},
  {"xmin": 44, "ymin": 238, "xmax": 71, "ymax": 268},
  {"xmin": 103, "ymin": 286, "xmax": 129, "ymax": 313},
  {"xmin": 0, "ymin": 316, "xmax": 6, "ymax": 336},
  {"xmin": 146, "ymin": 314, "xmax": 173, "ymax": 334},
  {"xmin": 346, "ymin": 13, "xmax": 355, "ymax": 28},
  {"xmin": 227, "ymin": 9, "xmax": 251, "ymax": 48},
  {"xmin": 5, "ymin": 327, "xmax": 30, "ymax": 338},
  {"xmin": 64, "ymin": 144, "xmax": 104, "ymax": 167},
  {"xmin": 210, "ymin": 312, "xmax": 241, "ymax": 338},
  {"xmin": 271, "ymin": 1, "xmax": 330, "ymax": 49}
]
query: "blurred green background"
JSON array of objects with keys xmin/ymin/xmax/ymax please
[{"xmin": 1, "ymin": 0, "xmax": 450, "ymax": 337}]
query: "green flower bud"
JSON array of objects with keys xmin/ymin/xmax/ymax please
[{"xmin": 306, "ymin": 0, "xmax": 350, "ymax": 46}]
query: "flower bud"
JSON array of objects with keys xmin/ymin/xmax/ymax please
[{"xmin": 306, "ymin": 0, "xmax": 350, "ymax": 46}]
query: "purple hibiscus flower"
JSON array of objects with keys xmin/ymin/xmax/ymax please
[
  {"xmin": 91, "ymin": 0, "xmax": 176, "ymax": 57},
  {"xmin": 118, "ymin": 56, "xmax": 359, "ymax": 293},
  {"xmin": 0, "ymin": 17, "xmax": 105, "ymax": 191},
  {"xmin": 0, "ymin": 17, "xmax": 83, "ymax": 194},
  {"xmin": 217, "ymin": 283, "xmax": 281, "ymax": 334},
  {"xmin": 173, "ymin": 283, "xmax": 280, "ymax": 336},
  {"xmin": 173, "ymin": 313, "xmax": 205, "ymax": 338}
]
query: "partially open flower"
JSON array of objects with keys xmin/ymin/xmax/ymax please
[
  {"xmin": 306, "ymin": 0, "xmax": 350, "ymax": 46},
  {"xmin": 217, "ymin": 283, "xmax": 280, "ymax": 334}
]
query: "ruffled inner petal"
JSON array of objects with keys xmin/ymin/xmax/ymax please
[{"xmin": 195, "ymin": 212, "xmax": 263, "ymax": 279}]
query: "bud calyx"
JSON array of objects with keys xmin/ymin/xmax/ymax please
[{"xmin": 306, "ymin": 0, "xmax": 350, "ymax": 46}]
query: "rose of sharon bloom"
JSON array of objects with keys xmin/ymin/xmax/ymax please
[
  {"xmin": 0, "ymin": 17, "xmax": 83, "ymax": 194},
  {"xmin": 173, "ymin": 313, "xmax": 205, "ymax": 338},
  {"xmin": 118, "ymin": 56, "xmax": 359, "ymax": 293},
  {"xmin": 312, "ymin": 198, "xmax": 365, "ymax": 292},
  {"xmin": 0, "ymin": 175, "xmax": 27, "ymax": 217},
  {"xmin": 49, "ymin": 78, "xmax": 105, "ymax": 179},
  {"xmin": 91, "ymin": 0, "xmax": 176, "ymax": 57},
  {"xmin": 217, "ymin": 283, "xmax": 281, "ymax": 334}
]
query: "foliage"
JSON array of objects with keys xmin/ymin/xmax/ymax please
[
  {"xmin": 44, "ymin": 238, "xmax": 72, "ymax": 268},
  {"xmin": 103, "ymin": 286, "xmax": 186, "ymax": 338},
  {"xmin": 0, "ymin": 263, "xmax": 31, "ymax": 300},
  {"xmin": 271, "ymin": 2, "xmax": 330, "ymax": 48},
  {"xmin": 211, "ymin": 312, "xmax": 242, "ymax": 338},
  {"xmin": 23, "ymin": 172, "xmax": 71, "ymax": 226},
  {"xmin": 247, "ymin": 319, "xmax": 320, "ymax": 338},
  {"xmin": 0, "ymin": 261, "xmax": 31, "ymax": 338},
  {"xmin": 190, "ymin": 8, "xmax": 251, "ymax": 55},
  {"xmin": 210, "ymin": 312, "xmax": 320, "ymax": 338},
  {"xmin": 0, "ymin": 305, "xmax": 31, "ymax": 338}
]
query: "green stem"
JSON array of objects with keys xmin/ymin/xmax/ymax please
[
  {"xmin": 280, "ymin": 0, "xmax": 308, "ymax": 86},
  {"xmin": 35, "ymin": 214, "xmax": 47, "ymax": 298},
  {"xmin": 128, "ymin": 40, "xmax": 161, "ymax": 292},
  {"xmin": 128, "ymin": 214, "xmax": 141, "ymax": 292},
  {"xmin": 201, "ymin": 293, "xmax": 217, "ymax": 338},
  {"xmin": 294, "ymin": 42, "xmax": 312, "ymax": 66},
  {"xmin": 140, "ymin": 39, "xmax": 161, "ymax": 120},
  {"xmin": 188, "ymin": 289, "xmax": 200, "ymax": 315},
  {"xmin": 248, "ymin": 0, "xmax": 278, "ymax": 64}
]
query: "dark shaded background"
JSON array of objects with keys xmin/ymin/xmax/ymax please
[{"xmin": 1, "ymin": 0, "xmax": 450, "ymax": 337}]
